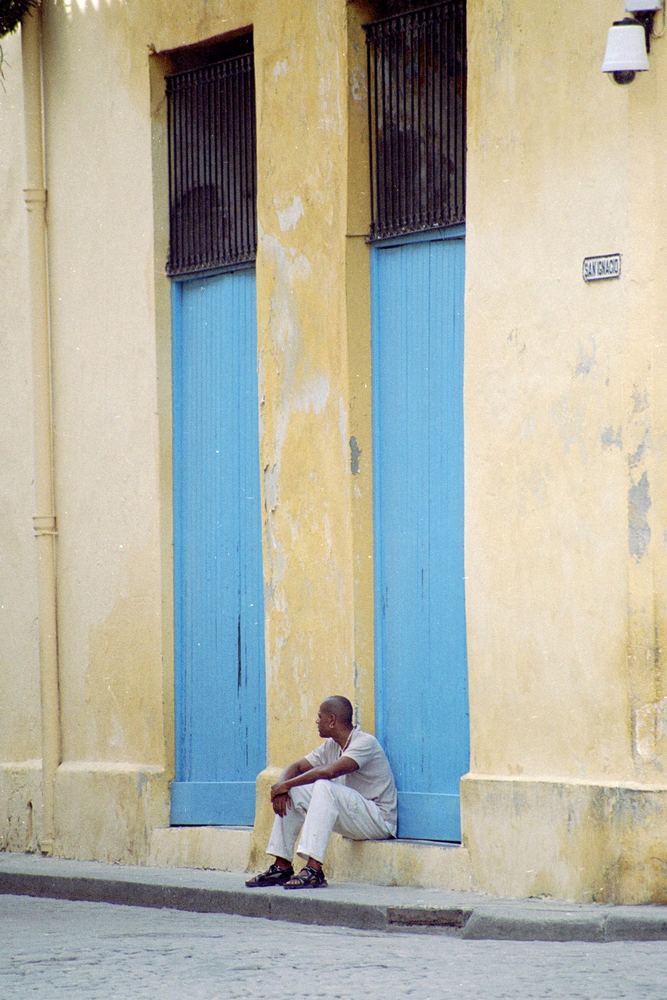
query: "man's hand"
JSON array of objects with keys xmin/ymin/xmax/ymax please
[
  {"xmin": 270, "ymin": 782, "xmax": 291, "ymax": 817},
  {"xmin": 268, "ymin": 754, "xmax": 359, "ymax": 818},
  {"xmin": 271, "ymin": 793, "xmax": 290, "ymax": 816}
]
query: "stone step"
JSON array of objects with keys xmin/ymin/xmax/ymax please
[{"xmin": 148, "ymin": 826, "xmax": 473, "ymax": 891}]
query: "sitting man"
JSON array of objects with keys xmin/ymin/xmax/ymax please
[{"xmin": 246, "ymin": 695, "xmax": 397, "ymax": 889}]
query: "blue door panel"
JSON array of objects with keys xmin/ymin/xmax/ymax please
[
  {"xmin": 171, "ymin": 268, "xmax": 265, "ymax": 826},
  {"xmin": 396, "ymin": 792, "xmax": 463, "ymax": 842},
  {"xmin": 372, "ymin": 228, "xmax": 468, "ymax": 842},
  {"xmin": 170, "ymin": 782, "xmax": 257, "ymax": 827}
]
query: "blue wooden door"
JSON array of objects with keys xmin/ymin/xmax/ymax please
[
  {"xmin": 372, "ymin": 227, "xmax": 468, "ymax": 842},
  {"xmin": 171, "ymin": 267, "xmax": 265, "ymax": 826}
]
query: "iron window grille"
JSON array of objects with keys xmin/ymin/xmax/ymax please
[
  {"xmin": 365, "ymin": 0, "xmax": 466, "ymax": 242},
  {"xmin": 166, "ymin": 53, "xmax": 257, "ymax": 276}
]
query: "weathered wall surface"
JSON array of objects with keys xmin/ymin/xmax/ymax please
[
  {"xmin": 464, "ymin": 0, "xmax": 667, "ymax": 900},
  {"xmin": 34, "ymin": 1, "xmax": 169, "ymax": 860},
  {"xmin": 1, "ymin": 0, "xmax": 368, "ymax": 863},
  {"xmin": 149, "ymin": 0, "xmax": 364, "ymax": 763},
  {"xmin": 3, "ymin": 0, "xmax": 667, "ymax": 901},
  {"xmin": 254, "ymin": 0, "xmax": 358, "ymax": 761},
  {"xmin": 0, "ymin": 29, "xmax": 42, "ymax": 853}
]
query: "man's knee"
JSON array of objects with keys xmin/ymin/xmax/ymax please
[
  {"xmin": 309, "ymin": 778, "xmax": 337, "ymax": 804},
  {"xmin": 288, "ymin": 784, "xmax": 312, "ymax": 809}
]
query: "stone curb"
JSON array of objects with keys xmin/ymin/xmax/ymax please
[
  {"xmin": 0, "ymin": 872, "xmax": 412, "ymax": 930},
  {"xmin": 461, "ymin": 906, "xmax": 667, "ymax": 943},
  {"xmin": 2, "ymin": 857, "xmax": 667, "ymax": 941},
  {"xmin": 0, "ymin": 871, "xmax": 413, "ymax": 932}
]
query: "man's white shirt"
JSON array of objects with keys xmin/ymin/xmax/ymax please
[{"xmin": 305, "ymin": 727, "xmax": 397, "ymax": 835}]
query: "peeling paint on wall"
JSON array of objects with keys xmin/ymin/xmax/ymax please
[
  {"xmin": 293, "ymin": 375, "xmax": 330, "ymax": 415},
  {"xmin": 575, "ymin": 338, "xmax": 596, "ymax": 376},
  {"xmin": 633, "ymin": 697, "xmax": 667, "ymax": 759},
  {"xmin": 628, "ymin": 430, "xmax": 649, "ymax": 470},
  {"xmin": 264, "ymin": 463, "xmax": 279, "ymax": 514},
  {"xmin": 552, "ymin": 395, "xmax": 583, "ymax": 453},
  {"xmin": 601, "ymin": 426, "xmax": 622, "ymax": 450},
  {"xmin": 262, "ymin": 461, "xmax": 286, "ymax": 600},
  {"xmin": 350, "ymin": 65, "xmax": 365, "ymax": 103},
  {"xmin": 350, "ymin": 435, "xmax": 361, "ymax": 474},
  {"xmin": 276, "ymin": 194, "xmax": 304, "ymax": 232},
  {"xmin": 315, "ymin": 0, "xmax": 343, "ymax": 133},
  {"xmin": 628, "ymin": 471, "xmax": 651, "ymax": 561},
  {"xmin": 632, "ymin": 386, "xmax": 649, "ymax": 413}
]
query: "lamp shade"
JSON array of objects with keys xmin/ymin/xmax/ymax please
[
  {"xmin": 625, "ymin": 0, "xmax": 661, "ymax": 12},
  {"xmin": 602, "ymin": 19, "xmax": 649, "ymax": 73}
]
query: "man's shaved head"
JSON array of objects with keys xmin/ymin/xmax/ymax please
[{"xmin": 321, "ymin": 695, "xmax": 354, "ymax": 727}]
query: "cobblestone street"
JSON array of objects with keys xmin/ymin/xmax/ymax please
[{"xmin": 3, "ymin": 895, "xmax": 667, "ymax": 999}]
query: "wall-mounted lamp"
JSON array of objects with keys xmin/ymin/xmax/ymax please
[{"xmin": 602, "ymin": 1, "xmax": 662, "ymax": 83}]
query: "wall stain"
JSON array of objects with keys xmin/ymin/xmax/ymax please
[
  {"xmin": 628, "ymin": 430, "xmax": 649, "ymax": 469},
  {"xmin": 349, "ymin": 436, "xmax": 361, "ymax": 475},
  {"xmin": 275, "ymin": 194, "xmax": 304, "ymax": 232},
  {"xmin": 264, "ymin": 463, "xmax": 279, "ymax": 514},
  {"xmin": 629, "ymin": 471, "xmax": 651, "ymax": 561},
  {"xmin": 633, "ymin": 697, "xmax": 667, "ymax": 760},
  {"xmin": 601, "ymin": 426, "xmax": 622, "ymax": 450},
  {"xmin": 632, "ymin": 386, "xmax": 649, "ymax": 413},
  {"xmin": 86, "ymin": 547, "xmax": 163, "ymax": 762},
  {"xmin": 576, "ymin": 338, "xmax": 596, "ymax": 376}
]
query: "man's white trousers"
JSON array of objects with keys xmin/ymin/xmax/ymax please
[{"xmin": 267, "ymin": 779, "xmax": 393, "ymax": 864}]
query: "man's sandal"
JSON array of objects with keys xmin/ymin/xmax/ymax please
[
  {"xmin": 283, "ymin": 865, "xmax": 328, "ymax": 890},
  {"xmin": 245, "ymin": 862, "xmax": 294, "ymax": 888}
]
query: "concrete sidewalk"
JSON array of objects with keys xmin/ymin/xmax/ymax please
[{"xmin": 2, "ymin": 851, "xmax": 667, "ymax": 942}]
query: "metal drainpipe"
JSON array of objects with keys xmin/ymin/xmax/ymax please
[{"xmin": 21, "ymin": 4, "xmax": 61, "ymax": 857}]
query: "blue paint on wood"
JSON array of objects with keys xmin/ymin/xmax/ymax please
[
  {"xmin": 171, "ymin": 268, "xmax": 265, "ymax": 826},
  {"xmin": 372, "ymin": 227, "xmax": 468, "ymax": 842},
  {"xmin": 170, "ymin": 781, "xmax": 257, "ymax": 826}
]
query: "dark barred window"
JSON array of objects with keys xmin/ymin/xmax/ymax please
[
  {"xmin": 365, "ymin": 1, "xmax": 466, "ymax": 241},
  {"xmin": 166, "ymin": 47, "xmax": 257, "ymax": 276}
]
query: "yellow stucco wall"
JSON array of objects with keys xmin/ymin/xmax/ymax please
[
  {"xmin": 254, "ymin": 0, "xmax": 358, "ymax": 759},
  {"xmin": 2, "ymin": 0, "xmax": 667, "ymax": 900},
  {"xmin": 151, "ymin": 0, "xmax": 371, "ymax": 759},
  {"xmin": 464, "ymin": 0, "xmax": 667, "ymax": 899},
  {"xmin": 1, "ymin": 0, "xmax": 373, "ymax": 863},
  {"xmin": 0, "ymin": 29, "xmax": 42, "ymax": 852},
  {"xmin": 36, "ymin": 0, "xmax": 169, "ymax": 860}
]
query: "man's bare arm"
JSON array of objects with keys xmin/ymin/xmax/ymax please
[
  {"xmin": 270, "ymin": 755, "xmax": 359, "ymax": 802},
  {"xmin": 280, "ymin": 758, "xmax": 313, "ymax": 782},
  {"xmin": 270, "ymin": 757, "xmax": 313, "ymax": 816}
]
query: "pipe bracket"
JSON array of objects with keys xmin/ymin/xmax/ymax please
[
  {"xmin": 32, "ymin": 514, "xmax": 57, "ymax": 537},
  {"xmin": 23, "ymin": 187, "xmax": 47, "ymax": 206}
]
